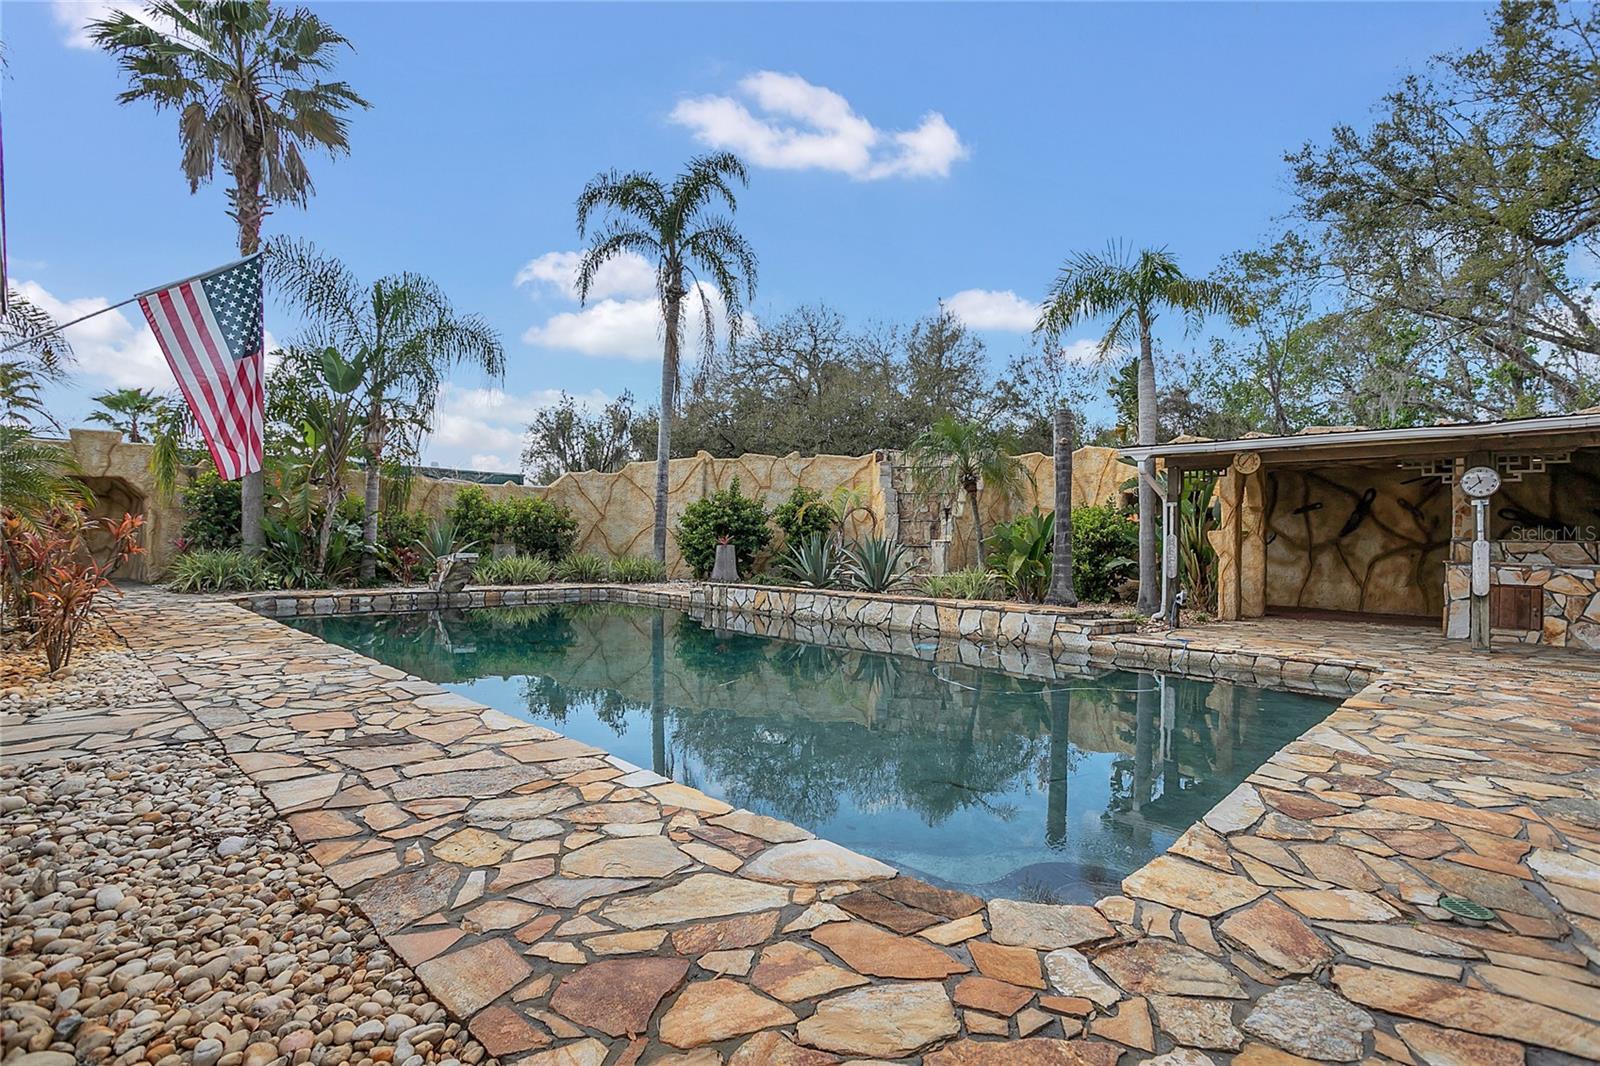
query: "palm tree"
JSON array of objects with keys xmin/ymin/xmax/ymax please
[
  {"xmin": 574, "ymin": 153, "xmax": 758, "ymax": 564},
  {"xmin": 1035, "ymin": 243, "xmax": 1249, "ymax": 613},
  {"xmin": 1045, "ymin": 407, "xmax": 1078, "ymax": 606},
  {"xmin": 2, "ymin": 288, "xmax": 75, "ymax": 377},
  {"xmin": 905, "ymin": 416, "xmax": 1031, "ymax": 570},
  {"xmin": 88, "ymin": 388, "xmax": 166, "ymax": 443},
  {"xmin": 265, "ymin": 240, "xmax": 505, "ymax": 580},
  {"xmin": 90, "ymin": 0, "xmax": 369, "ymax": 554}
]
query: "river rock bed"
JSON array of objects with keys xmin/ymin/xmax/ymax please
[{"xmin": 0, "ymin": 633, "xmax": 495, "ymax": 1066}]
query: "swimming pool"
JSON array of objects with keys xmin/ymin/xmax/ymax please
[{"xmin": 289, "ymin": 602, "xmax": 1338, "ymax": 903}]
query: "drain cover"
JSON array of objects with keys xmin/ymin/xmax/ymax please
[{"xmin": 1439, "ymin": 895, "xmax": 1495, "ymax": 924}]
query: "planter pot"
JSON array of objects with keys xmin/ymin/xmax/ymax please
[{"xmin": 710, "ymin": 543, "xmax": 740, "ymax": 583}]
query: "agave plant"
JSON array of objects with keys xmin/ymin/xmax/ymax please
[
  {"xmin": 417, "ymin": 518, "xmax": 476, "ymax": 568},
  {"xmin": 843, "ymin": 535, "xmax": 917, "ymax": 593},
  {"xmin": 780, "ymin": 533, "xmax": 844, "ymax": 589}
]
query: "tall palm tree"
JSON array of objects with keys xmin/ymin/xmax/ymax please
[
  {"xmin": 1035, "ymin": 244, "xmax": 1248, "ymax": 613},
  {"xmin": 88, "ymin": 387, "xmax": 167, "ymax": 443},
  {"xmin": 574, "ymin": 153, "xmax": 758, "ymax": 564},
  {"xmin": 904, "ymin": 416, "xmax": 1031, "ymax": 570},
  {"xmin": 90, "ymin": 0, "xmax": 369, "ymax": 554},
  {"xmin": 265, "ymin": 240, "xmax": 505, "ymax": 581}
]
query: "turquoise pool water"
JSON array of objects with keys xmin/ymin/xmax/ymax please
[{"xmin": 289, "ymin": 603, "xmax": 1338, "ymax": 902}]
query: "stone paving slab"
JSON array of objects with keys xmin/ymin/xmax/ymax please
[{"xmin": 82, "ymin": 589, "xmax": 1600, "ymax": 1065}]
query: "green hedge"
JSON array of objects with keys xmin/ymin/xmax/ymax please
[{"xmin": 445, "ymin": 486, "xmax": 578, "ymax": 560}]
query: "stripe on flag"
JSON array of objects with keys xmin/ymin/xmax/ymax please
[{"xmin": 137, "ymin": 254, "xmax": 265, "ymax": 481}]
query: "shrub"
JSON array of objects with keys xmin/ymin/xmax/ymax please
[
  {"xmin": 179, "ymin": 471, "xmax": 241, "ymax": 551},
  {"xmin": 498, "ymin": 495, "xmax": 578, "ymax": 560},
  {"xmin": 842, "ymin": 535, "xmax": 917, "ymax": 593},
  {"xmin": 555, "ymin": 552, "xmax": 609, "ymax": 582},
  {"xmin": 779, "ymin": 533, "xmax": 843, "ymax": 589},
  {"xmin": 377, "ymin": 510, "xmax": 429, "ymax": 584},
  {"xmin": 165, "ymin": 548, "xmax": 276, "ymax": 593},
  {"xmin": 921, "ymin": 567, "xmax": 999, "ymax": 600},
  {"xmin": 674, "ymin": 477, "xmax": 773, "ymax": 579},
  {"xmin": 2, "ymin": 507, "xmax": 144, "ymax": 671},
  {"xmin": 773, "ymin": 486, "xmax": 837, "ymax": 546},
  {"xmin": 474, "ymin": 553, "xmax": 554, "ymax": 585},
  {"xmin": 444, "ymin": 486, "xmax": 578, "ymax": 560},
  {"xmin": 1072, "ymin": 504, "xmax": 1139, "ymax": 601},
  {"xmin": 607, "ymin": 556, "xmax": 667, "ymax": 583},
  {"xmin": 987, "ymin": 510, "xmax": 1054, "ymax": 602}
]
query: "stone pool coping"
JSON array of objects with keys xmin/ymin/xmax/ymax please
[{"xmin": 85, "ymin": 586, "xmax": 1600, "ymax": 1063}]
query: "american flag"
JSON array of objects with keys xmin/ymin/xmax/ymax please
[{"xmin": 137, "ymin": 254, "xmax": 264, "ymax": 481}]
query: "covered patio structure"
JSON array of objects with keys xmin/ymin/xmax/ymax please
[{"xmin": 1123, "ymin": 411, "xmax": 1600, "ymax": 650}]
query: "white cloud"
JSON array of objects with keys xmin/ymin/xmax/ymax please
[
  {"xmin": 945, "ymin": 289, "xmax": 1042, "ymax": 332},
  {"xmin": 515, "ymin": 250, "xmax": 658, "ymax": 302},
  {"xmin": 671, "ymin": 72, "xmax": 969, "ymax": 181},
  {"xmin": 520, "ymin": 270, "xmax": 732, "ymax": 362},
  {"xmin": 1058, "ymin": 338, "xmax": 1104, "ymax": 364},
  {"xmin": 424, "ymin": 383, "xmax": 611, "ymax": 471},
  {"xmin": 51, "ymin": 0, "xmax": 143, "ymax": 49}
]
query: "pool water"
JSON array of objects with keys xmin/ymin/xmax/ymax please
[{"xmin": 289, "ymin": 603, "xmax": 1337, "ymax": 903}]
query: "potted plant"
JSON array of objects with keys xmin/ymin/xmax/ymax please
[{"xmin": 710, "ymin": 534, "xmax": 740, "ymax": 582}]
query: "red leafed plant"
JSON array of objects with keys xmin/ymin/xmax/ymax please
[{"xmin": 1, "ymin": 507, "xmax": 144, "ymax": 673}]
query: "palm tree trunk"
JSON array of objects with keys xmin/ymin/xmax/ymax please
[
  {"xmin": 361, "ymin": 407, "xmax": 383, "ymax": 582},
  {"xmin": 233, "ymin": 153, "xmax": 266, "ymax": 558},
  {"xmin": 1135, "ymin": 315, "xmax": 1158, "ymax": 614},
  {"xmin": 966, "ymin": 483, "xmax": 986, "ymax": 569},
  {"xmin": 654, "ymin": 285, "xmax": 683, "ymax": 567},
  {"xmin": 317, "ymin": 484, "xmax": 339, "ymax": 574},
  {"xmin": 1046, "ymin": 407, "xmax": 1078, "ymax": 606}
]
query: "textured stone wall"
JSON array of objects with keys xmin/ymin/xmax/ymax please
[
  {"xmin": 61, "ymin": 429, "xmax": 182, "ymax": 582},
  {"xmin": 1443, "ymin": 561, "xmax": 1600, "ymax": 649},
  {"xmin": 62, "ymin": 430, "xmax": 1126, "ymax": 580},
  {"xmin": 1263, "ymin": 463, "xmax": 1452, "ymax": 618}
]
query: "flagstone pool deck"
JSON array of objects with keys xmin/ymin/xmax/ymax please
[{"xmin": 15, "ymin": 586, "xmax": 1600, "ymax": 1065}]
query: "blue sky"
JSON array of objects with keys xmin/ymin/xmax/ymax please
[{"xmin": 8, "ymin": 1, "xmax": 1492, "ymax": 470}]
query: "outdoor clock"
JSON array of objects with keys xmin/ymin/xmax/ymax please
[{"xmin": 1460, "ymin": 465, "xmax": 1502, "ymax": 498}]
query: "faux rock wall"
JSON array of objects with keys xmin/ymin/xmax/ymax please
[
  {"xmin": 62, "ymin": 430, "xmax": 1125, "ymax": 580},
  {"xmin": 1263, "ymin": 464, "xmax": 1451, "ymax": 618}
]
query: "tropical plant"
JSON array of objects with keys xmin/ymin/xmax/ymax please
[
  {"xmin": 0, "ymin": 427, "xmax": 87, "ymax": 522},
  {"xmin": 474, "ymin": 553, "xmax": 554, "ymax": 586},
  {"xmin": 904, "ymin": 416, "xmax": 1031, "ymax": 569},
  {"xmin": 986, "ymin": 510, "xmax": 1055, "ymax": 603},
  {"xmin": 773, "ymin": 486, "xmax": 838, "ymax": 547},
  {"xmin": 1035, "ymin": 242, "xmax": 1249, "ymax": 612},
  {"xmin": 416, "ymin": 518, "xmax": 474, "ymax": 570},
  {"xmin": 674, "ymin": 477, "xmax": 772, "ymax": 580},
  {"xmin": 779, "ymin": 533, "xmax": 844, "ymax": 589},
  {"xmin": 87, "ymin": 387, "xmax": 165, "ymax": 443},
  {"xmin": 375, "ymin": 509, "xmax": 428, "ymax": 583},
  {"xmin": 284, "ymin": 346, "xmax": 368, "ymax": 573},
  {"xmin": 1173, "ymin": 473, "xmax": 1218, "ymax": 614},
  {"xmin": 91, "ymin": 0, "xmax": 369, "ymax": 554},
  {"xmin": 179, "ymin": 471, "xmax": 243, "ymax": 550},
  {"xmin": 842, "ymin": 535, "xmax": 917, "ymax": 593},
  {"xmin": 555, "ymin": 552, "xmax": 609, "ymax": 583},
  {"xmin": 574, "ymin": 152, "xmax": 759, "ymax": 563},
  {"xmin": 1071, "ymin": 504, "xmax": 1139, "ymax": 602},
  {"xmin": 261, "ymin": 514, "xmax": 328, "ymax": 588},
  {"xmin": 920, "ymin": 568, "xmax": 999, "ymax": 601},
  {"xmin": 165, "ymin": 547, "xmax": 277, "ymax": 593},
  {"xmin": 0, "ymin": 363, "xmax": 57, "ymax": 431},
  {"xmin": 1, "ymin": 288, "xmax": 74, "ymax": 375},
  {"xmin": 266, "ymin": 240, "xmax": 505, "ymax": 580},
  {"xmin": 3, "ymin": 508, "xmax": 144, "ymax": 671},
  {"xmin": 607, "ymin": 556, "xmax": 667, "ymax": 584}
]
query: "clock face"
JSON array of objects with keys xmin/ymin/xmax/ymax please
[{"xmin": 1460, "ymin": 465, "xmax": 1501, "ymax": 498}]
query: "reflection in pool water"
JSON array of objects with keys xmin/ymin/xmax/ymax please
[{"xmin": 290, "ymin": 603, "xmax": 1338, "ymax": 902}]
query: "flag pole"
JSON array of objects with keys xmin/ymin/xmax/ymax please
[
  {"xmin": 1, "ymin": 251, "xmax": 264, "ymax": 356},
  {"xmin": 0, "ymin": 295, "xmax": 143, "ymax": 355}
]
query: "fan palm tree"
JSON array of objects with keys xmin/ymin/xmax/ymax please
[
  {"xmin": 265, "ymin": 239, "xmax": 505, "ymax": 580},
  {"xmin": 574, "ymin": 153, "xmax": 758, "ymax": 564},
  {"xmin": 2, "ymin": 288, "xmax": 75, "ymax": 377},
  {"xmin": 1035, "ymin": 243, "xmax": 1249, "ymax": 613},
  {"xmin": 905, "ymin": 416, "xmax": 1031, "ymax": 570},
  {"xmin": 90, "ymin": 0, "xmax": 369, "ymax": 554},
  {"xmin": 88, "ymin": 388, "xmax": 167, "ymax": 443}
]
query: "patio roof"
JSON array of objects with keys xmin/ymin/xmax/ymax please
[{"xmin": 1121, "ymin": 409, "xmax": 1600, "ymax": 468}]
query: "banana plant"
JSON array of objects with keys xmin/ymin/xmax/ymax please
[
  {"xmin": 305, "ymin": 347, "xmax": 368, "ymax": 574},
  {"xmin": 986, "ymin": 509, "xmax": 1054, "ymax": 602}
]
